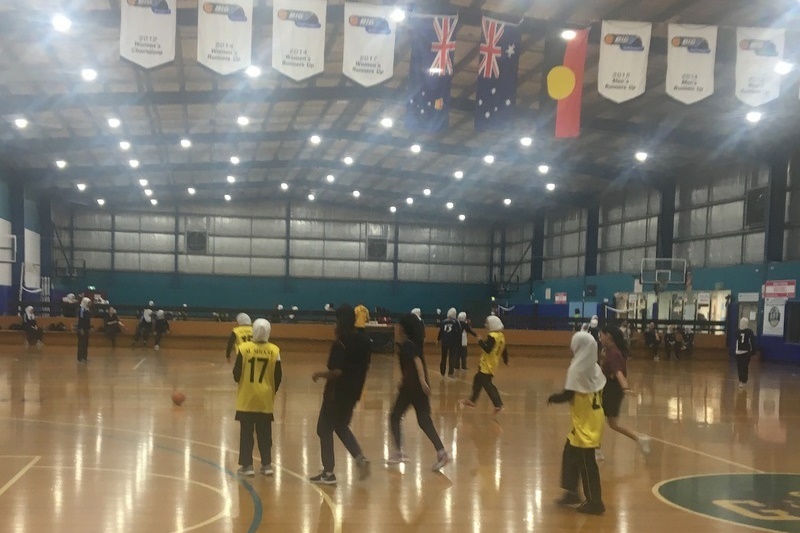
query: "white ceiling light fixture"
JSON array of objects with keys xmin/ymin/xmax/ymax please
[
  {"xmin": 280, "ymin": 182, "xmax": 289, "ymax": 191},
  {"xmin": 635, "ymin": 151, "xmax": 648, "ymax": 162},
  {"xmin": 76, "ymin": 183, "xmax": 86, "ymax": 192},
  {"xmin": 187, "ymin": 187, "xmax": 196, "ymax": 195},
  {"xmin": 343, "ymin": 156, "xmax": 354, "ymax": 165},
  {"xmin": 308, "ymin": 193, "xmax": 316, "ymax": 201},
  {"xmin": 561, "ymin": 29, "xmax": 577, "ymax": 40},
  {"xmin": 446, "ymin": 202, "xmax": 454, "ymax": 210},
  {"xmin": 107, "ymin": 118, "xmax": 121, "ymax": 128},
  {"xmin": 483, "ymin": 154, "xmax": 495, "ymax": 164},
  {"xmin": 180, "ymin": 138, "xmax": 191, "ymax": 148},
  {"xmin": 224, "ymin": 194, "xmax": 232, "ymax": 201},
  {"xmin": 81, "ymin": 68, "xmax": 98, "ymax": 81},
  {"xmin": 237, "ymin": 116, "xmax": 250, "ymax": 126},
  {"xmin": 390, "ymin": 8, "xmax": 406, "ymax": 22},
  {"xmin": 129, "ymin": 159, "xmax": 139, "ymax": 168},
  {"xmin": 14, "ymin": 118, "xmax": 28, "ymax": 129},
  {"xmin": 230, "ymin": 156, "xmax": 240, "ymax": 165},
  {"xmin": 227, "ymin": 175, "xmax": 236, "ymax": 183},
  {"xmin": 546, "ymin": 183, "xmax": 556, "ymax": 191},
  {"xmin": 406, "ymin": 197, "xmax": 414, "ymax": 205},
  {"xmin": 520, "ymin": 136, "xmax": 533, "ymax": 147},
  {"xmin": 380, "ymin": 117, "xmax": 393, "ymax": 128},
  {"xmin": 453, "ymin": 170, "xmax": 464, "ymax": 179},
  {"xmin": 96, "ymin": 198, "xmax": 106, "ymax": 206},
  {"xmin": 538, "ymin": 164, "xmax": 550, "ymax": 174},
  {"xmin": 746, "ymin": 111, "xmax": 762, "ymax": 124},
  {"xmin": 423, "ymin": 188, "xmax": 431, "ymax": 196},
  {"xmin": 56, "ymin": 160, "xmax": 67, "ymax": 169},
  {"xmin": 245, "ymin": 65, "xmax": 262, "ymax": 78},
  {"xmin": 458, "ymin": 214, "xmax": 466, "ymax": 221},
  {"xmin": 775, "ymin": 61, "xmax": 794, "ymax": 75},
  {"xmin": 326, "ymin": 174, "xmax": 335, "ymax": 183},
  {"xmin": 410, "ymin": 144, "xmax": 421, "ymax": 154},
  {"xmin": 389, "ymin": 206, "xmax": 397, "ymax": 213},
  {"xmin": 139, "ymin": 178, "xmax": 148, "ymax": 187},
  {"xmin": 144, "ymin": 189, "xmax": 153, "ymax": 197},
  {"xmin": 150, "ymin": 199, "xmax": 158, "ymax": 206},
  {"xmin": 309, "ymin": 134, "xmax": 322, "ymax": 145},
  {"xmin": 119, "ymin": 141, "xmax": 131, "ymax": 151},
  {"xmin": 52, "ymin": 14, "xmax": 72, "ymax": 32},
  {"xmin": 353, "ymin": 190, "xmax": 361, "ymax": 198},
  {"xmin": 503, "ymin": 198, "xmax": 512, "ymax": 206}
]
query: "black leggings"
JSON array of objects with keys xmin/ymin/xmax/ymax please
[
  {"xmin": 737, "ymin": 353, "xmax": 752, "ymax": 383},
  {"xmin": 238, "ymin": 412, "xmax": 273, "ymax": 467},
  {"xmin": 133, "ymin": 324, "xmax": 152, "ymax": 345},
  {"xmin": 561, "ymin": 440, "xmax": 603, "ymax": 505},
  {"xmin": 316, "ymin": 399, "xmax": 364, "ymax": 472},
  {"xmin": 76, "ymin": 330, "xmax": 89, "ymax": 361},
  {"xmin": 469, "ymin": 372, "xmax": 502, "ymax": 407},
  {"xmin": 390, "ymin": 388, "xmax": 444, "ymax": 452},
  {"xmin": 25, "ymin": 328, "xmax": 43, "ymax": 344},
  {"xmin": 459, "ymin": 346, "xmax": 468, "ymax": 369},
  {"xmin": 439, "ymin": 345, "xmax": 459, "ymax": 375}
]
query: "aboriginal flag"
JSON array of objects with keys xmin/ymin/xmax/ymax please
[{"xmin": 540, "ymin": 29, "xmax": 589, "ymax": 138}]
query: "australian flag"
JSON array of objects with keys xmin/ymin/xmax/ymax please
[
  {"xmin": 475, "ymin": 17, "xmax": 521, "ymax": 130},
  {"xmin": 405, "ymin": 14, "xmax": 459, "ymax": 132}
]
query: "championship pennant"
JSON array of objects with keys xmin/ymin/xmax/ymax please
[
  {"xmin": 666, "ymin": 24, "xmax": 717, "ymax": 105},
  {"xmin": 598, "ymin": 20, "xmax": 652, "ymax": 103},
  {"xmin": 120, "ymin": 0, "xmax": 176, "ymax": 69},
  {"xmin": 474, "ymin": 16, "xmax": 521, "ymax": 131},
  {"xmin": 736, "ymin": 27, "xmax": 785, "ymax": 106},
  {"xmin": 405, "ymin": 13, "xmax": 459, "ymax": 132},
  {"xmin": 343, "ymin": 3, "xmax": 397, "ymax": 87},
  {"xmin": 197, "ymin": 0, "xmax": 253, "ymax": 75},
  {"xmin": 272, "ymin": 0, "xmax": 327, "ymax": 82}
]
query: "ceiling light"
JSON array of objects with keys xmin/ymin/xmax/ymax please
[
  {"xmin": 308, "ymin": 193, "xmax": 315, "ymax": 201},
  {"xmin": 280, "ymin": 182, "xmax": 289, "ymax": 190},
  {"xmin": 746, "ymin": 111, "xmax": 762, "ymax": 123},
  {"xmin": 453, "ymin": 170, "xmax": 464, "ymax": 179},
  {"xmin": 520, "ymin": 136, "xmax": 533, "ymax": 147},
  {"xmin": 129, "ymin": 159, "xmax": 139, "ymax": 168},
  {"xmin": 150, "ymin": 199, "xmax": 158, "ymax": 206},
  {"xmin": 775, "ymin": 61, "xmax": 793, "ymax": 75},
  {"xmin": 561, "ymin": 30, "xmax": 577, "ymax": 40},
  {"xmin": 390, "ymin": 8, "xmax": 406, "ymax": 22},
  {"xmin": 446, "ymin": 202, "xmax": 454, "ymax": 210},
  {"xmin": 389, "ymin": 206, "xmax": 397, "ymax": 213},
  {"xmin": 230, "ymin": 156, "xmax": 240, "ymax": 165},
  {"xmin": 76, "ymin": 183, "xmax": 86, "ymax": 191},
  {"xmin": 180, "ymin": 138, "xmax": 191, "ymax": 148},
  {"xmin": 380, "ymin": 117, "xmax": 393, "ymax": 128},
  {"xmin": 309, "ymin": 134, "xmax": 321, "ymax": 145},
  {"xmin": 343, "ymin": 156, "xmax": 354, "ymax": 165},
  {"xmin": 410, "ymin": 144, "xmax": 421, "ymax": 153},
  {"xmin": 144, "ymin": 189, "xmax": 153, "ymax": 196},
  {"xmin": 353, "ymin": 190, "xmax": 360, "ymax": 198},
  {"xmin": 326, "ymin": 174, "xmax": 335, "ymax": 183},
  {"xmin": 458, "ymin": 214, "xmax": 466, "ymax": 221},
  {"xmin": 635, "ymin": 151, "xmax": 648, "ymax": 162},
  {"xmin": 119, "ymin": 141, "xmax": 131, "ymax": 151},
  {"xmin": 423, "ymin": 188, "xmax": 431, "ymax": 196},
  {"xmin": 55, "ymin": 160, "xmax": 67, "ymax": 169},
  {"xmin": 538, "ymin": 164, "xmax": 550, "ymax": 174},
  {"xmin": 406, "ymin": 197, "xmax": 414, "ymax": 205},
  {"xmin": 139, "ymin": 179, "xmax": 148, "ymax": 187},
  {"xmin": 14, "ymin": 118, "xmax": 28, "ymax": 129},
  {"xmin": 52, "ymin": 14, "xmax": 72, "ymax": 32},
  {"xmin": 96, "ymin": 198, "xmax": 105, "ymax": 206},
  {"xmin": 187, "ymin": 187, "xmax": 196, "ymax": 195},
  {"xmin": 503, "ymin": 198, "xmax": 512, "ymax": 206},
  {"xmin": 227, "ymin": 175, "xmax": 236, "ymax": 183},
  {"xmin": 245, "ymin": 65, "xmax": 261, "ymax": 78},
  {"xmin": 546, "ymin": 183, "xmax": 556, "ymax": 191},
  {"xmin": 483, "ymin": 154, "xmax": 495, "ymax": 164},
  {"xmin": 224, "ymin": 194, "xmax": 232, "ymax": 201},
  {"xmin": 108, "ymin": 118, "xmax": 121, "ymax": 128},
  {"xmin": 81, "ymin": 68, "xmax": 97, "ymax": 81},
  {"xmin": 237, "ymin": 116, "xmax": 250, "ymax": 126}
]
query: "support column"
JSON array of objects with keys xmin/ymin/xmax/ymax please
[
  {"xmin": 531, "ymin": 215, "xmax": 545, "ymax": 283},
  {"xmin": 765, "ymin": 155, "xmax": 789, "ymax": 262},
  {"xmin": 657, "ymin": 181, "xmax": 676, "ymax": 259},
  {"xmin": 584, "ymin": 206, "xmax": 599, "ymax": 277},
  {"xmin": 284, "ymin": 202, "xmax": 291, "ymax": 288},
  {"xmin": 488, "ymin": 226, "xmax": 495, "ymax": 285},
  {"xmin": 499, "ymin": 225, "xmax": 507, "ymax": 281},
  {"xmin": 392, "ymin": 220, "xmax": 399, "ymax": 284},
  {"xmin": 37, "ymin": 197, "xmax": 53, "ymax": 279},
  {"xmin": 9, "ymin": 182, "xmax": 25, "ymax": 314}
]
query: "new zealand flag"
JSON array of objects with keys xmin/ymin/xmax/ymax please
[
  {"xmin": 475, "ymin": 17, "xmax": 521, "ymax": 131},
  {"xmin": 405, "ymin": 14, "xmax": 458, "ymax": 132}
]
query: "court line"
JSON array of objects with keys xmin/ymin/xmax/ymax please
[
  {"xmin": 133, "ymin": 358, "xmax": 146, "ymax": 370},
  {"xmin": 34, "ymin": 465, "xmax": 230, "ymax": 533},
  {"xmin": 647, "ymin": 436, "xmax": 763, "ymax": 473},
  {"xmin": 0, "ymin": 455, "xmax": 40, "ymax": 497},
  {"xmin": 0, "ymin": 416, "xmax": 342, "ymax": 533}
]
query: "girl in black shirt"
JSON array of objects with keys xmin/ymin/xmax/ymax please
[{"xmin": 734, "ymin": 318, "xmax": 757, "ymax": 389}]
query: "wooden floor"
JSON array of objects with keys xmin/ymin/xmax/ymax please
[{"xmin": 0, "ymin": 341, "xmax": 792, "ymax": 532}]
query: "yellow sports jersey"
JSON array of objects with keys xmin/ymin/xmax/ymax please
[
  {"xmin": 232, "ymin": 325, "xmax": 253, "ymax": 345},
  {"xmin": 354, "ymin": 305, "xmax": 369, "ymax": 328},
  {"xmin": 567, "ymin": 391, "xmax": 605, "ymax": 448},
  {"xmin": 479, "ymin": 331, "xmax": 505, "ymax": 375},
  {"xmin": 236, "ymin": 341, "xmax": 281, "ymax": 414}
]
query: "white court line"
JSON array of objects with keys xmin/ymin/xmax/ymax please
[
  {"xmin": 0, "ymin": 456, "xmax": 41, "ymax": 497},
  {"xmin": 647, "ymin": 436, "xmax": 763, "ymax": 473},
  {"xmin": 133, "ymin": 358, "xmax": 146, "ymax": 370}
]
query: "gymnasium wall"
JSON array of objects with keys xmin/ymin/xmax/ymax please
[
  {"xmin": 786, "ymin": 156, "xmax": 800, "ymax": 260},
  {"xmin": 544, "ymin": 207, "xmax": 587, "ymax": 278},
  {"xmin": 0, "ymin": 182, "xmax": 11, "ymax": 295},
  {"xmin": 598, "ymin": 186, "xmax": 660, "ymax": 274}
]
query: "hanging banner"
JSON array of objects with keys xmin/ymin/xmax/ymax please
[
  {"xmin": 474, "ymin": 16, "xmax": 521, "ymax": 131},
  {"xmin": 541, "ymin": 28, "xmax": 589, "ymax": 138},
  {"xmin": 197, "ymin": 0, "xmax": 253, "ymax": 75},
  {"xmin": 120, "ymin": 0, "xmax": 177, "ymax": 69},
  {"xmin": 342, "ymin": 3, "xmax": 396, "ymax": 87},
  {"xmin": 598, "ymin": 20, "xmax": 652, "ymax": 103},
  {"xmin": 666, "ymin": 24, "xmax": 717, "ymax": 104},
  {"xmin": 736, "ymin": 27, "xmax": 784, "ymax": 106},
  {"xmin": 272, "ymin": 0, "xmax": 327, "ymax": 81}
]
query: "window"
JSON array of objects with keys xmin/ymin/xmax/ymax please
[{"xmin": 745, "ymin": 187, "xmax": 767, "ymax": 229}]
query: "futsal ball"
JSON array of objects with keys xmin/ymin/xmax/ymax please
[{"xmin": 171, "ymin": 391, "xmax": 186, "ymax": 406}]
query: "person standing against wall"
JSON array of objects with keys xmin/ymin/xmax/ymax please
[
  {"xmin": 76, "ymin": 297, "xmax": 92, "ymax": 363},
  {"xmin": 644, "ymin": 322, "xmax": 661, "ymax": 361},
  {"xmin": 354, "ymin": 303, "xmax": 369, "ymax": 333},
  {"xmin": 103, "ymin": 307, "xmax": 124, "ymax": 348},
  {"xmin": 22, "ymin": 306, "xmax": 44, "ymax": 349},
  {"xmin": 734, "ymin": 318, "xmax": 757, "ymax": 389},
  {"xmin": 437, "ymin": 308, "xmax": 462, "ymax": 379}
]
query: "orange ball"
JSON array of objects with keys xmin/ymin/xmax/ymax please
[{"xmin": 171, "ymin": 391, "xmax": 186, "ymax": 406}]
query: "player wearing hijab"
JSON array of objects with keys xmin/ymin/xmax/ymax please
[
  {"xmin": 437, "ymin": 308, "xmax": 462, "ymax": 378},
  {"xmin": 233, "ymin": 319, "xmax": 282, "ymax": 477},
  {"xmin": 457, "ymin": 312, "xmax": 478, "ymax": 371},
  {"xmin": 547, "ymin": 331, "xmax": 606, "ymax": 515},
  {"xmin": 226, "ymin": 313, "xmax": 253, "ymax": 362},
  {"xmin": 734, "ymin": 318, "xmax": 757, "ymax": 389},
  {"xmin": 103, "ymin": 307, "xmax": 124, "ymax": 348},
  {"xmin": 586, "ymin": 315, "xmax": 600, "ymax": 343},
  {"xmin": 153, "ymin": 310, "xmax": 171, "ymax": 350},
  {"xmin": 460, "ymin": 315, "xmax": 507, "ymax": 415},
  {"xmin": 132, "ymin": 309, "xmax": 154, "ymax": 348},
  {"xmin": 410, "ymin": 308, "xmax": 426, "ymax": 349},
  {"xmin": 76, "ymin": 297, "xmax": 92, "ymax": 363},
  {"xmin": 22, "ymin": 305, "xmax": 44, "ymax": 348}
]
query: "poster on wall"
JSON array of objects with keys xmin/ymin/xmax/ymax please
[
  {"xmin": 735, "ymin": 27, "xmax": 784, "ymax": 106},
  {"xmin": 763, "ymin": 302, "xmax": 786, "ymax": 336},
  {"xmin": 272, "ymin": 0, "xmax": 327, "ymax": 81},
  {"xmin": 196, "ymin": 0, "xmax": 253, "ymax": 75},
  {"xmin": 119, "ymin": 0, "xmax": 177, "ymax": 68},
  {"xmin": 666, "ymin": 24, "xmax": 717, "ymax": 104},
  {"xmin": 597, "ymin": 20, "xmax": 652, "ymax": 103},
  {"xmin": 555, "ymin": 292, "xmax": 567, "ymax": 304},
  {"xmin": 343, "ymin": 3, "xmax": 397, "ymax": 87}
]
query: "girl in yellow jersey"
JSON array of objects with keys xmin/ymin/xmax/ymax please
[
  {"xmin": 460, "ymin": 315, "xmax": 507, "ymax": 415},
  {"xmin": 547, "ymin": 331, "xmax": 607, "ymax": 515},
  {"xmin": 226, "ymin": 313, "xmax": 253, "ymax": 362},
  {"xmin": 233, "ymin": 319, "xmax": 282, "ymax": 477}
]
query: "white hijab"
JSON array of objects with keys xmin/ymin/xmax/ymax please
[
  {"xmin": 80, "ymin": 297, "xmax": 91, "ymax": 310},
  {"xmin": 25, "ymin": 306, "xmax": 34, "ymax": 320},
  {"xmin": 252, "ymin": 319, "xmax": 272, "ymax": 342},
  {"xmin": 143, "ymin": 309, "xmax": 153, "ymax": 323},
  {"xmin": 565, "ymin": 331, "xmax": 606, "ymax": 393}
]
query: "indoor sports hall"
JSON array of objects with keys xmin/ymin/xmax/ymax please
[{"xmin": 0, "ymin": 1, "xmax": 799, "ymax": 532}]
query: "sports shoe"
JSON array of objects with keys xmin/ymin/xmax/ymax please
[
  {"xmin": 556, "ymin": 492, "xmax": 582, "ymax": 506},
  {"xmin": 653, "ymin": 356, "xmax": 660, "ymax": 362},
  {"xmin": 237, "ymin": 465, "xmax": 255, "ymax": 477},
  {"xmin": 386, "ymin": 452, "xmax": 408, "ymax": 464},
  {"xmin": 431, "ymin": 450, "xmax": 450, "ymax": 471},
  {"xmin": 637, "ymin": 435, "xmax": 651, "ymax": 454},
  {"xmin": 738, "ymin": 382, "xmax": 747, "ymax": 389},
  {"xmin": 595, "ymin": 448, "xmax": 605, "ymax": 461},
  {"xmin": 355, "ymin": 456, "xmax": 371, "ymax": 480},
  {"xmin": 309, "ymin": 471, "xmax": 337, "ymax": 485},
  {"xmin": 459, "ymin": 399, "xmax": 476, "ymax": 408},
  {"xmin": 154, "ymin": 345, "xmax": 160, "ymax": 350},
  {"xmin": 577, "ymin": 501, "xmax": 605, "ymax": 515},
  {"xmin": 36, "ymin": 340, "xmax": 43, "ymax": 349},
  {"xmin": 493, "ymin": 406, "xmax": 504, "ymax": 417},
  {"xmin": 260, "ymin": 464, "xmax": 273, "ymax": 476}
]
